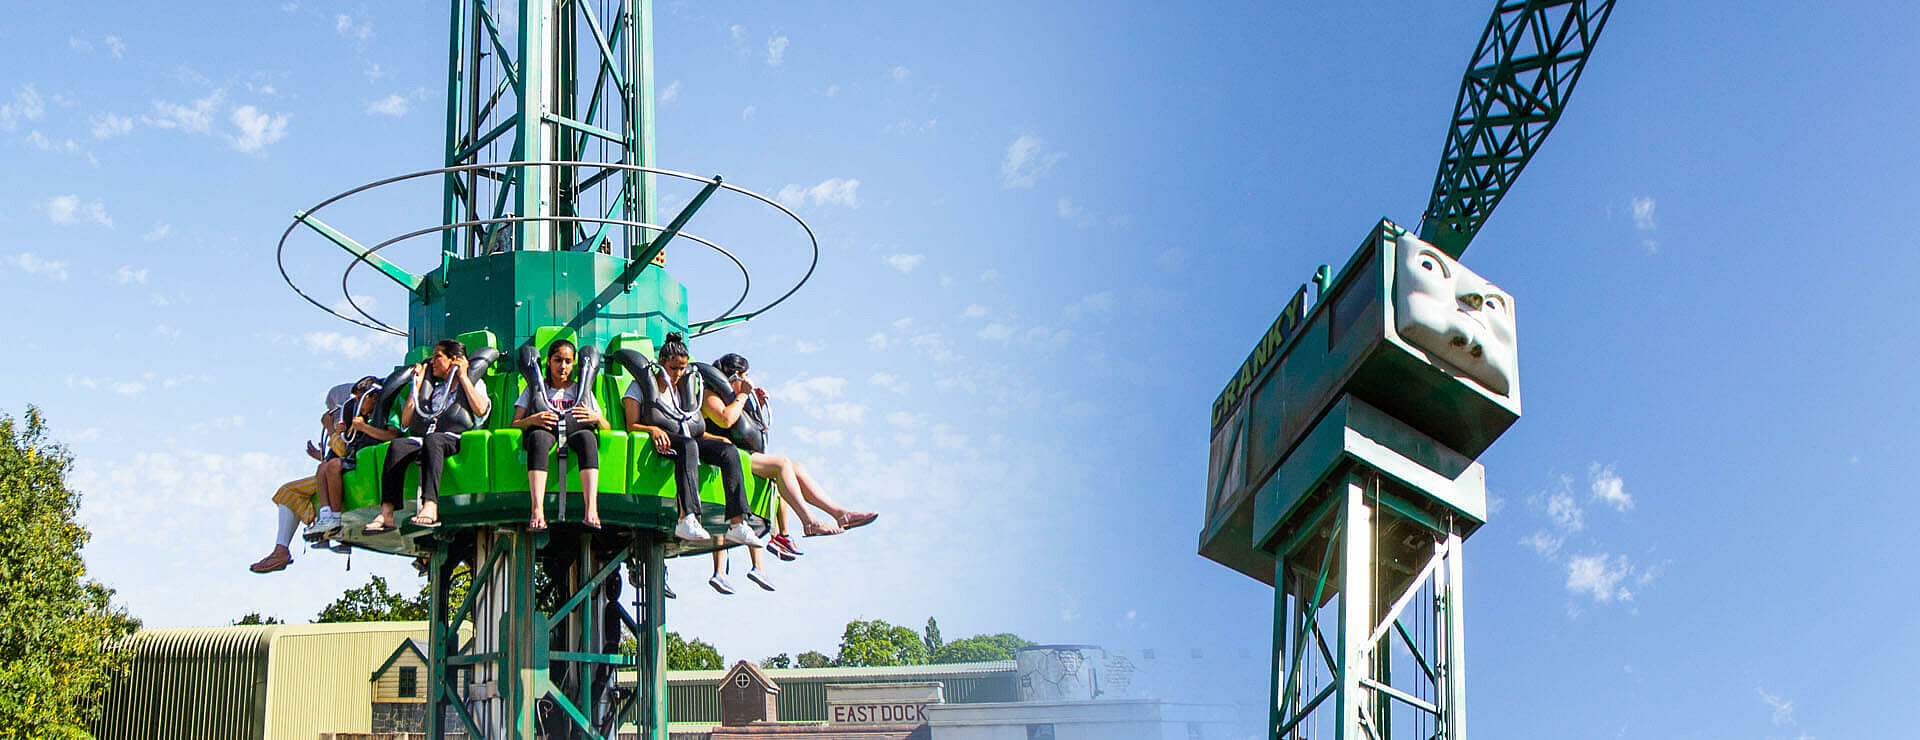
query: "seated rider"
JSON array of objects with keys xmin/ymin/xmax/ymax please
[
  {"xmin": 251, "ymin": 376, "xmax": 396, "ymax": 572},
  {"xmin": 619, "ymin": 332, "xmax": 765, "ymax": 550},
  {"xmin": 702, "ymin": 353, "xmax": 877, "ymax": 558},
  {"xmin": 510, "ymin": 338, "xmax": 609, "ymax": 530},
  {"xmin": 366, "ymin": 339, "xmax": 492, "ymax": 532}
]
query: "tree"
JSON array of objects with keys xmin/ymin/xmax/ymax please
[
  {"xmin": 232, "ymin": 613, "xmax": 284, "ymax": 625},
  {"xmin": 796, "ymin": 650, "xmax": 832, "ymax": 668},
  {"xmin": 315, "ymin": 575, "xmax": 427, "ymax": 622},
  {"xmin": 835, "ymin": 619, "xmax": 928, "ymax": 667},
  {"xmin": 932, "ymin": 633, "xmax": 1033, "ymax": 664},
  {"xmin": 759, "ymin": 653, "xmax": 792, "ymax": 669},
  {"xmin": 667, "ymin": 632, "xmax": 723, "ymax": 670},
  {"xmin": 0, "ymin": 408, "xmax": 140, "ymax": 738},
  {"xmin": 922, "ymin": 617, "xmax": 943, "ymax": 655}
]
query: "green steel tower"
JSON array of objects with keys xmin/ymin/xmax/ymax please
[
  {"xmin": 1198, "ymin": 3, "xmax": 1615, "ymax": 739},
  {"xmin": 276, "ymin": 1, "xmax": 817, "ymax": 737}
]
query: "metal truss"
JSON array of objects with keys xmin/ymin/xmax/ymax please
[
  {"xmin": 1270, "ymin": 471, "xmax": 1468, "ymax": 740},
  {"xmin": 422, "ymin": 527, "xmax": 670, "ymax": 739},
  {"xmin": 1419, "ymin": 0, "xmax": 1617, "ymax": 257},
  {"xmin": 442, "ymin": 0, "xmax": 657, "ymax": 263}
]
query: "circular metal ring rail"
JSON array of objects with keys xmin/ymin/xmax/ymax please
[{"xmin": 276, "ymin": 160, "xmax": 820, "ymax": 338}]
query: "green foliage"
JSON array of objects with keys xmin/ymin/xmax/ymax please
[
  {"xmin": 759, "ymin": 653, "xmax": 792, "ymax": 669},
  {"xmin": 315, "ymin": 575, "xmax": 427, "ymax": 623},
  {"xmin": 835, "ymin": 619, "xmax": 928, "ymax": 667},
  {"xmin": 232, "ymin": 613, "xmax": 284, "ymax": 625},
  {"xmin": 668, "ymin": 632, "xmax": 723, "ymax": 670},
  {"xmin": 796, "ymin": 650, "xmax": 833, "ymax": 668},
  {"xmin": 922, "ymin": 617, "xmax": 943, "ymax": 655},
  {"xmin": 619, "ymin": 631, "xmax": 724, "ymax": 670},
  {"xmin": 932, "ymin": 633, "xmax": 1033, "ymax": 664},
  {"xmin": 0, "ymin": 408, "xmax": 140, "ymax": 739}
]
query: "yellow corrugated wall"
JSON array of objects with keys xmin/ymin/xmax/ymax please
[
  {"xmin": 86, "ymin": 622, "xmax": 435, "ymax": 740},
  {"xmin": 262, "ymin": 622, "xmax": 432, "ymax": 740}
]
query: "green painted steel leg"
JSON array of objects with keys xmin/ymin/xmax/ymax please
[
  {"xmin": 427, "ymin": 546, "xmax": 449, "ymax": 739},
  {"xmin": 1270, "ymin": 552, "xmax": 1286, "ymax": 739},
  {"xmin": 639, "ymin": 536, "xmax": 667, "ymax": 740}
]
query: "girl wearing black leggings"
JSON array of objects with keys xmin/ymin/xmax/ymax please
[
  {"xmin": 511, "ymin": 339, "xmax": 609, "ymax": 530},
  {"xmin": 621, "ymin": 333, "xmax": 764, "ymax": 549},
  {"xmin": 369, "ymin": 338, "xmax": 492, "ymax": 532}
]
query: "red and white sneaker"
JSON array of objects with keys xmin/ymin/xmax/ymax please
[{"xmin": 768, "ymin": 534, "xmax": 803, "ymax": 559}]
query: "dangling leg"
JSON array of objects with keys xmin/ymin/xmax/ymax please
[
  {"xmin": 750, "ymin": 453, "xmax": 838, "ymax": 535},
  {"xmin": 669, "ymin": 435, "xmax": 706, "ymax": 541},
  {"xmin": 371, "ymin": 439, "xmax": 422, "ymax": 533},
  {"xmin": 569, "ymin": 429, "xmax": 602, "ymax": 528},
  {"xmin": 792, "ymin": 460, "xmax": 876, "ymax": 529},
  {"xmin": 525, "ymin": 428, "xmax": 555, "ymax": 529},
  {"xmin": 410, "ymin": 433, "xmax": 458, "ymax": 526}
]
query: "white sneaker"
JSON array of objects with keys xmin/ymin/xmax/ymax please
[
  {"xmin": 674, "ymin": 514, "xmax": 707, "ymax": 541},
  {"xmin": 708, "ymin": 574, "xmax": 735, "ymax": 595},
  {"xmin": 725, "ymin": 521, "xmax": 766, "ymax": 547},
  {"xmin": 747, "ymin": 568, "xmax": 775, "ymax": 592}
]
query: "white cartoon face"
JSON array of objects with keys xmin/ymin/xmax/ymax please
[{"xmin": 1391, "ymin": 233, "xmax": 1518, "ymax": 396}]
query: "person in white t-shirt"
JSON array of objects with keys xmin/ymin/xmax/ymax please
[{"xmin": 510, "ymin": 339, "xmax": 609, "ymax": 530}]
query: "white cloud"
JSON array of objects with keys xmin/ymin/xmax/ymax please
[
  {"xmin": 883, "ymin": 253, "xmax": 925, "ymax": 273},
  {"xmin": 1519, "ymin": 530, "xmax": 1563, "ymax": 558},
  {"xmin": 147, "ymin": 90, "xmax": 222, "ymax": 134},
  {"xmin": 335, "ymin": 13, "xmax": 373, "ymax": 40},
  {"xmin": 1630, "ymin": 196, "xmax": 1656, "ymax": 230},
  {"xmin": 105, "ymin": 35, "xmax": 125, "ymax": 59},
  {"xmin": 961, "ymin": 304, "xmax": 988, "ymax": 319},
  {"xmin": 1, "ymin": 85, "xmax": 46, "ymax": 131},
  {"xmin": 45, "ymin": 195, "xmax": 113, "ymax": 227},
  {"xmin": 302, "ymin": 331, "xmax": 405, "ymax": 360},
  {"xmin": 90, "ymin": 113, "xmax": 134, "ymax": 139},
  {"xmin": 766, "ymin": 36, "xmax": 789, "ymax": 66},
  {"xmin": 774, "ymin": 376, "xmax": 846, "ymax": 405},
  {"xmin": 152, "ymin": 324, "xmax": 182, "ymax": 339},
  {"xmin": 1589, "ymin": 462, "xmax": 1633, "ymax": 512},
  {"xmin": 819, "ymin": 403, "xmax": 868, "ymax": 425},
  {"xmin": 979, "ymin": 269, "xmax": 998, "ymax": 281},
  {"xmin": 69, "ymin": 37, "xmax": 94, "ymax": 53},
  {"xmin": 1565, "ymin": 553, "xmax": 1633, "ymax": 602},
  {"xmin": 1001, "ymin": 134, "xmax": 1064, "ymax": 189},
  {"xmin": 977, "ymin": 323, "xmax": 1015, "ymax": 342},
  {"xmin": 741, "ymin": 105, "xmax": 756, "ymax": 120},
  {"xmin": 890, "ymin": 66, "xmax": 911, "ymax": 82},
  {"xmin": 1546, "ymin": 485, "xmax": 1584, "ymax": 533},
  {"xmin": 142, "ymin": 223, "xmax": 171, "ymax": 241},
  {"xmin": 9, "ymin": 253, "xmax": 69, "ymax": 281},
  {"xmin": 25, "ymin": 130, "xmax": 81, "ymax": 154},
  {"xmin": 869, "ymin": 373, "xmax": 908, "ymax": 394},
  {"xmin": 824, "ymin": 84, "xmax": 840, "ymax": 97},
  {"xmin": 115, "ymin": 266, "xmax": 149, "ymax": 284},
  {"xmin": 777, "ymin": 178, "xmax": 861, "ymax": 209},
  {"xmin": 730, "ymin": 24, "xmax": 747, "ymax": 41},
  {"xmin": 661, "ymin": 80, "xmax": 681, "ymax": 103},
  {"xmin": 1757, "ymin": 686, "xmax": 1795, "ymax": 727},
  {"xmin": 1064, "ymin": 291, "xmax": 1114, "ymax": 319},
  {"xmin": 865, "ymin": 332, "xmax": 890, "ymax": 351},
  {"xmin": 112, "ymin": 381, "xmax": 147, "ymax": 397},
  {"xmin": 229, "ymin": 105, "xmax": 290, "ymax": 152},
  {"xmin": 365, "ymin": 93, "xmax": 409, "ymax": 117},
  {"xmin": 795, "ymin": 339, "xmax": 824, "ymax": 354}
]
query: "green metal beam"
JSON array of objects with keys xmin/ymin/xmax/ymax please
[
  {"xmin": 294, "ymin": 211, "xmax": 423, "ymax": 293},
  {"xmin": 1419, "ymin": 0, "xmax": 1616, "ymax": 256},
  {"xmin": 626, "ymin": 175, "xmax": 720, "ymax": 271}
]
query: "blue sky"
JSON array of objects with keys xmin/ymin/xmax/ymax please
[{"xmin": 4, "ymin": 1, "xmax": 1918, "ymax": 737}]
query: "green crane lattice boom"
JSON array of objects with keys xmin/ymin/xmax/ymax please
[{"xmin": 1419, "ymin": 0, "xmax": 1617, "ymax": 257}]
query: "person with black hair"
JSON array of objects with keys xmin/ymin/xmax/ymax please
[
  {"xmin": 251, "ymin": 376, "xmax": 397, "ymax": 572},
  {"xmin": 366, "ymin": 338, "xmax": 492, "ymax": 532},
  {"xmin": 703, "ymin": 352, "xmax": 877, "ymax": 557},
  {"xmin": 511, "ymin": 338, "xmax": 609, "ymax": 530},
  {"xmin": 621, "ymin": 332, "xmax": 766, "ymax": 555}
]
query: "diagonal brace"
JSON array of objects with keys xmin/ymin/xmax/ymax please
[{"xmin": 295, "ymin": 212, "xmax": 423, "ymax": 294}]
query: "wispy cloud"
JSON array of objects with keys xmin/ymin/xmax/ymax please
[
  {"xmin": 335, "ymin": 13, "xmax": 373, "ymax": 40},
  {"xmin": 960, "ymin": 304, "xmax": 988, "ymax": 319},
  {"xmin": 766, "ymin": 35, "xmax": 789, "ymax": 66},
  {"xmin": 1589, "ymin": 462, "xmax": 1633, "ymax": 512},
  {"xmin": 90, "ymin": 113, "xmax": 134, "ymax": 139},
  {"xmin": 365, "ymin": 93, "xmax": 409, "ymax": 117},
  {"xmin": 146, "ymin": 90, "xmax": 222, "ymax": 134},
  {"xmin": 229, "ymin": 105, "xmax": 290, "ymax": 152},
  {"xmin": 9, "ymin": 253, "xmax": 69, "ymax": 281},
  {"xmin": 890, "ymin": 65, "xmax": 911, "ymax": 82},
  {"xmin": 105, "ymin": 35, "xmax": 125, "ymax": 59},
  {"xmin": 1063, "ymin": 291, "xmax": 1114, "ymax": 319},
  {"xmin": 1630, "ymin": 196, "xmax": 1658, "ymax": 253},
  {"xmin": 1001, "ymin": 134, "xmax": 1064, "ymax": 189},
  {"xmin": 302, "ymin": 331, "xmax": 405, "ymax": 360},
  {"xmin": 661, "ymin": 80, "xmax": 681, "ymax": 103},
  {"xmin": 883, "ymin": 253, "xmax": 925, "ymax": 273},
  {"xmin": 115, "ymin": 266, "xmax": 149, "ymax": 284},
  {"xmin": 1565, "ymin": 553, "xmax": 1633, "ymax": 602},
  {"xmin": 0, "ymin": 84, "xmax": 45, "ymax": 131},
  {"xmin": 1756, "ymin": 686, "xmax": 1795, "ymax": 727},
  {"xmin": 777, "ymin": 178, "xmax": 861, "ymax": 208},
  {"xmin": 141, "ymin": 223, "xmax": 171, "ymax": 241},
  {"xmin": 46, "ymin": 194, "xmax": 113, "ymax": 227}
]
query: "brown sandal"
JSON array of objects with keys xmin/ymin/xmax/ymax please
[{"xmin": 840, "ymin": 512, "xmax": 879, "ymax": 530}]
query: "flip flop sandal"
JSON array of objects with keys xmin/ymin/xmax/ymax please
[
  {"xmin": 409, "ymin": 516, "xmax": 441, "ymax": 529},
  {"xmin": 803, "ymin": 522, "xmax": 844, "ymax": 537},
  {"xmin": 840, "ymin": 512, "xmax": 879, "ymax": 530},
  {"xmin": 528, "ymin": 518, "xmax": 548, "ymax": 532},
  {"xmin": 362, "ymin": 522, "xmax": 395, "ymax": 534}
]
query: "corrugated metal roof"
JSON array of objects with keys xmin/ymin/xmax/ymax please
[{"xmin": 664, "ymin": 660, "xmax": 1016, "ymax": 683}]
